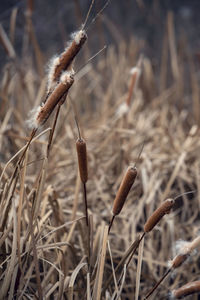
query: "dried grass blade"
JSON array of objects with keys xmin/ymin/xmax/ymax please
[
  {"xmin": 103, "ymin": 236, "xmax": 140, "ymax": 293},
  {"xmin": 8, "ymin": 265, "xmax": 18, "ymax": 300},
  {"xmin": 0, "ymin": 127, "xmax": 51, "ymax": 183},
  {"xmin": 33, "ymin": 157, "xmax": 47, "ymax": 219},
  {"xmin": 161, "ymin": 152, "xmax": 186, "ymax": 201},
  {"xmin": 1, "ymin": 199, "xmax": 17, "ymax": 298},
  {"xmin": 9, "ymin": 7, "xmax": 18, "ymax": 45},
  {"xmin": 71, "ymin": 170, "xmax": 81, "ymax": 220},
  {"xmin": 45, "ymin": 281, "xmax": 60, "ymax": 298},
  {"xmin": 92, "ymin": 225, "xmax": 108, "ymax": 300},
  {"xmin": 135, "ymin": 236, "xmax": 144, "ymax": 300},
  {"xmin": 0, "ymin": 23, "xmax": 16, "ymax": 58},
  {"xmin": 25, "ymin": 191, "xmax": 43, "ymax": 299},
  {"xmin": 111, "ymin": 265, "xmax": 127, "ymax": 300},
  {"xmin": 68, "ymin": 261, "xmax": 87, "ymax": 300},
  {"xmin": 107, "ymin": 240, "xmax": 118, "ymax": 294},
  {"xmin": 17, "ymin": 149, "xmax": 28, "ymax": 270},
  {"xmin": 87, "ymin": 272, "xmax": 92, "ymax": 300}
]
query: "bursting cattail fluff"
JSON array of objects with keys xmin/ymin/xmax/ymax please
[
  {"xmin": 172, "ymin": 281, "xmax": 200, "ymax": 299},
  {"xmin": 112, "ymin": 167, "xmax": 137, "ymax": 216},
  {"xmin": 126, "ymin": 66, "xmax": 141, "ymax": 107},
  {"xmin": 144, "ymin": 198, "xmax": 174, "ymax": 232},
  {"xmin": 47, "ymin": 30, "xmax": 87, "ymax": 92},
  {"xmin": 169, "ymin": 236, "xmax": 200, "ymax": 269},
  {"xmin": 28, "ymin": 70, "xmax": 74, "ymax": 128},
  {"xmin": 76, "ymin": 138, "xmax": 88, "ymax": 184}
]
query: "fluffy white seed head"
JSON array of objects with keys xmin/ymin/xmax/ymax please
[
  {"xmin": 130, "ymin": 66, "xmax": 140, "ymax": 76},
  {"xmin": 71, "ymin": 29, "xmax": 87, "ymax": 45},
  {"xmin": 175, "ymin": 239, "xmax": 191, "ymax": 255},
  {"xmin": 60, "ymin": 69, "xmax": 75, "ymax": 84},
  {"xmin": 115, "ymin": 103, "xmax": 129, "ymax": 118},
  {"xmin": 26, "ymin": 104, "xmax": 44, "ymax": 129},
  {"xmin": 47, "ymin": 55, "xmax": 60, "ymax": 92},
  {"xmin": 169, "ymin": 291, "xmax": 176, "ymax": 300}
]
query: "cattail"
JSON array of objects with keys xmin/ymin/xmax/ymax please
[
  {"xmin": 126, "ymin": 66, "xmax": 141, "ymax": 107},
  {"xmin": 28, "ymin": 71, "xmax": 74, "ymax": 128},
  {"xmin": 145, "ymin": 234, "xmax": 199, "ymax": 299},
  {"xmin": 170, "ymin": 236, "xmax": 200, "ymax": 269},
  {"xmin": 116, "ymin": 58, "xmax": 142, "ymax": 119},
  {"xmin": 172, "ymin": 281, "xmax": 200, "ymax": 299},
  {"xmin": 144, "ymin": 198, "xmax": 174, "ymax": 233},
  {"xmin": 112, "ymin": 167, "xmax": 137, "ymax": 216},
  {"xmin": 76, "ymin": 138, "xmax": 88, "ymax": 184},
  {"xmin": 188, "ymin": 235, "xmax": 200, "ymax": 252},
  {"xmin": 126, "ymin": 56, "xmax": 142, "ymax": 107},
  {"xmin": 47, "ymin": 30, "xmax": 87, "ymax": 92},
  {"xmin": 171, "ymin": 253, "xmax": 189, "ymax": 269}
]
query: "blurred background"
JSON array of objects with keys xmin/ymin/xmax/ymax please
[
  {"xmin": 1, "ymin": 0, "xmax": 200, "ymax": 65},
  {"xmin": 1, "ymin": 1, "xmax": 200, "ymax": 299}
]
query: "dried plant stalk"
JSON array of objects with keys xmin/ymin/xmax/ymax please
[
  {"xmin": 112, "ymin": 166, "xmax": 137, "ymax": 216},
  {"xmin": 76, "ymin": 138, "xmax": 88, "ymax": 184},
  {"xmin": 144, "ymin": 198, "xmax": 174, "ymax": 232},
  {"xmin": 172, "ymin": 281, "xmax": 200, "ymax": 299}
]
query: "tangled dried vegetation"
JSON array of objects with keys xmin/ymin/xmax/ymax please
[{"xmin": 0, "ymin": 1, "xmax": 200, "ymax": 299}]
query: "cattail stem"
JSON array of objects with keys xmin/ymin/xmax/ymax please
[
  {"xmin": 108, "ymin": 215, "xmax": 115, "ymax": 234},
  {"xmin": 126, "ymin": 232, "xmax": 146, "ymax": 268},
  {"xmin": 115, "ymin": 233, "xmax": 146, "ymax": 290},
  {"xmin": 144, "ymin": 250, "xmax": 192, "ymax": 298},
  {"xmin": 144, "ymin": 268, "xmax": 171, "ymax": 299}
]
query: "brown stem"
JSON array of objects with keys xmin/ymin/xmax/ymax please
[
  {"xmin": 144, "ymin": 268, "xmax": 171, "ymax": 299},
  {"xmin": 108, "ymin": 215, "xmax": 115, "ymax": 234},
  {"xmin": 115, "ymin": 232, "xmax": 146, "ymax": 291}
]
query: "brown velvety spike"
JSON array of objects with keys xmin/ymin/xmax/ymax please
[
  {"xmin": 76, "ymin": 138, "xmax": 88, "ymax": 184},
  {"xmin": 112, "ymin": 167, "xmax": 137, "ymax": 216},
  {"xmin": 172, "ymin": 281, "xmax": 200, "ymax": 299},
  {"xmin": 36, "ymin": 72, "xmax": 74, "ymax": 126},
  {"xmin": 54, "ymin": 30, "xmax": 87, "ymax": 82},
  {"xmin": 171, "ymin": 253, "xmax": 189, "ymax": 269},
  {"xmin": 144, "ymin": 198, "xmax": 174, "ymax": 233}
]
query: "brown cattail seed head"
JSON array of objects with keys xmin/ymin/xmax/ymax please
[
  {"xmin": 144, "ymin": 198, "xmax": 174, "ymax": 233},
  {"xmin": 172, "ymin": 281, "xmax": 200, "ymax": 299},
  {"xmin": 171, "ymin": 253, "xmax": 189, "ymax": 269},
  {"xmin": 53, "ymin": 30, "xmax": 87, "ymax": 83},
  {"xmin": 35, "ymin": 71, "xmax": 74, "ymax": 127},
  {"xmin": 76, "ymin": 138, "xmax": 88, "ymax": 184},
  {"xmin": 112, "ymin": 167, "xmax": 137, "ymax": 216}
]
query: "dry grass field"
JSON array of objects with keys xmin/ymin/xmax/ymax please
[{"xmin": 0, "ymin": 1, "xmax": 200, "ymax": 299}]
